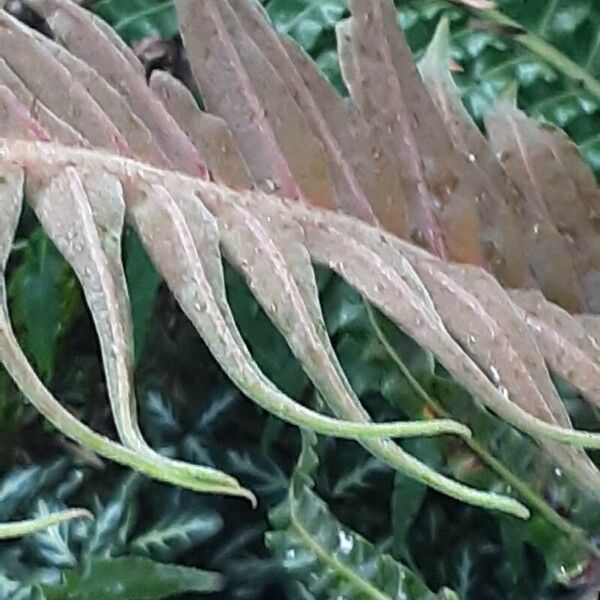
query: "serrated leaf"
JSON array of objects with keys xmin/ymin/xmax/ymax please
[
  {"xmin": 83, "ymin": 473, "xmax": 141, "ymax": 560},
  {"xmin": 225, "ymin": 449, "xmax": 288, "ymax": 503},
  {"xmin": 0, "ymin": 465, "xmax": 42, "ymax": 520},
  {"xmin": 0, "ymin": 459, "xmax": 73, "ymax": 521},
  {"xmin": 26, "ymin": 501, "xmax": 87, "ymax": 566},
  {"xmin": 267, "ymin": 432, "xmax": 458, "ymax": 600},
  {"xmin": 42, "ymin": 556, "xmax": 224, "ymax": 600},
  {"xmin": 139, "ymin": 389, "xmax": 181, "ymax": 440},
  {"xmin": 331, "ymin": 456, "xmax": 388, "ymax": 499},
  {"xmin": 130, "ymin": 510, "xmax": 222, "ymax": 562}
]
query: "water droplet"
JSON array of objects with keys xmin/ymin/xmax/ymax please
[
  {"xmin": 261, "ymin": 178, "xmax": 278, "ymax": 193},
  {"xmin": 489, "ymin": 365, "xmax": 500, "ymax": 385},
  {"xmin": 285, "ymin": 549, "xmax": 296, "ymax": 561},
  {"xmin": 338, "ymin": 530, "xmax": 354, "ymax": 554}
]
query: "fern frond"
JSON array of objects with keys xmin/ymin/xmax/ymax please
[{"xmin": 0, "ymin": 0, "xmax": 598, "ymax": 530}]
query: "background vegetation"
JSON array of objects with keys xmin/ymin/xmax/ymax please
[{"xmin": 1, "ymin": 0, "xmax": 599, "ymax": 598}]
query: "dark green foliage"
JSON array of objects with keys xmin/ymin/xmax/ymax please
[
  {"xmin": 92, "ymin": 0, "xmax": 179, "ymax": 43},
  {"xmin": 124, "ymin": 229, "xmax": 162, "ymax": 363},
  {"xmin": 41, "ymin": 557, "xmax": 223, "ymax": 599},
  {"xmin": 8, "ymin": 226, "xmax": 83, "ymax": 381},
  {"xmin": 267, "ymin": 431, "xmax": 458, "ymax": 599}
]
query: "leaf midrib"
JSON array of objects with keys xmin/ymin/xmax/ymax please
[{"xmin": 289, "ymin": 499, "xmax": 391, "ymax": 600}]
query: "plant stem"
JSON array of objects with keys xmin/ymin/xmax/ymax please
[
  {"xmin": 366, "ymin": 304, "xmax": 598, "ymax": 556},
  {"xmin": 482, "ymin": 9, "xmax": 600, "ymax": 101}
]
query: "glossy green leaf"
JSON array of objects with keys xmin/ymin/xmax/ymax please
[
  {"xmin": 267, "ymin": 432, "xmax": 458, "ymax": 600},
  {"xmin": 390, "ymin": 438, "xmax": 443, "ymax": 560},
  {"xmin": 265, "ymin": 0, "xmax": 347, "ymax": 52},
  {"xmin": 41, "ymin": 556, "xmax": 223, "ymax": 599},
  {"xmin": 324, "ymin": 275, "xmax": 596, "ymax": 589},
  {"xmin": 124, "ymin": 229, "xmax": 162, "ymax": 363},
  {"xmin": 8, "ymin": 228, "xmax": 81, "ymax": 380},
  {"xmin": 92, "ymin": 0, "xmax": 178, "ymax": 43},
  {"xmin": 129, "ymin": 510, "xmax": 222, "ymax": 561},
  {"xmin": 224, "ymin": 265, "xmax": 309, "ymax": 399}
]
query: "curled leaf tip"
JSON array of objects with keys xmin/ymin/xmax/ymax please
[
  {"xmin": 505, "ymin": 500, "xmax": 531, "ymax": 520},
  {"xmin": 455, "ymin": 422, "xmax": 473, "ymax": 440},
  {"xmin": 462, "ymin": 487, "xmax": 529, "ymax": 520},
  {"xmin": 69, "ymin": 508, "xmax": 94, "ymax": 521},
  {"xmin": 0, "ymin": 507, "xmax": 94, "ymax": 540},
  {"xmin": 240, "ymin": 488, "xmax": 258, "ymax": 508},
  {"xmin": 386, "ymin": 418, "xmax": 473, "ymax": 440}
]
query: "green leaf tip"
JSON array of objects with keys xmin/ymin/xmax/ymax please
[{"xmin": 0, "ymin": 507, "xmax": 93, "ymax": 540}]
